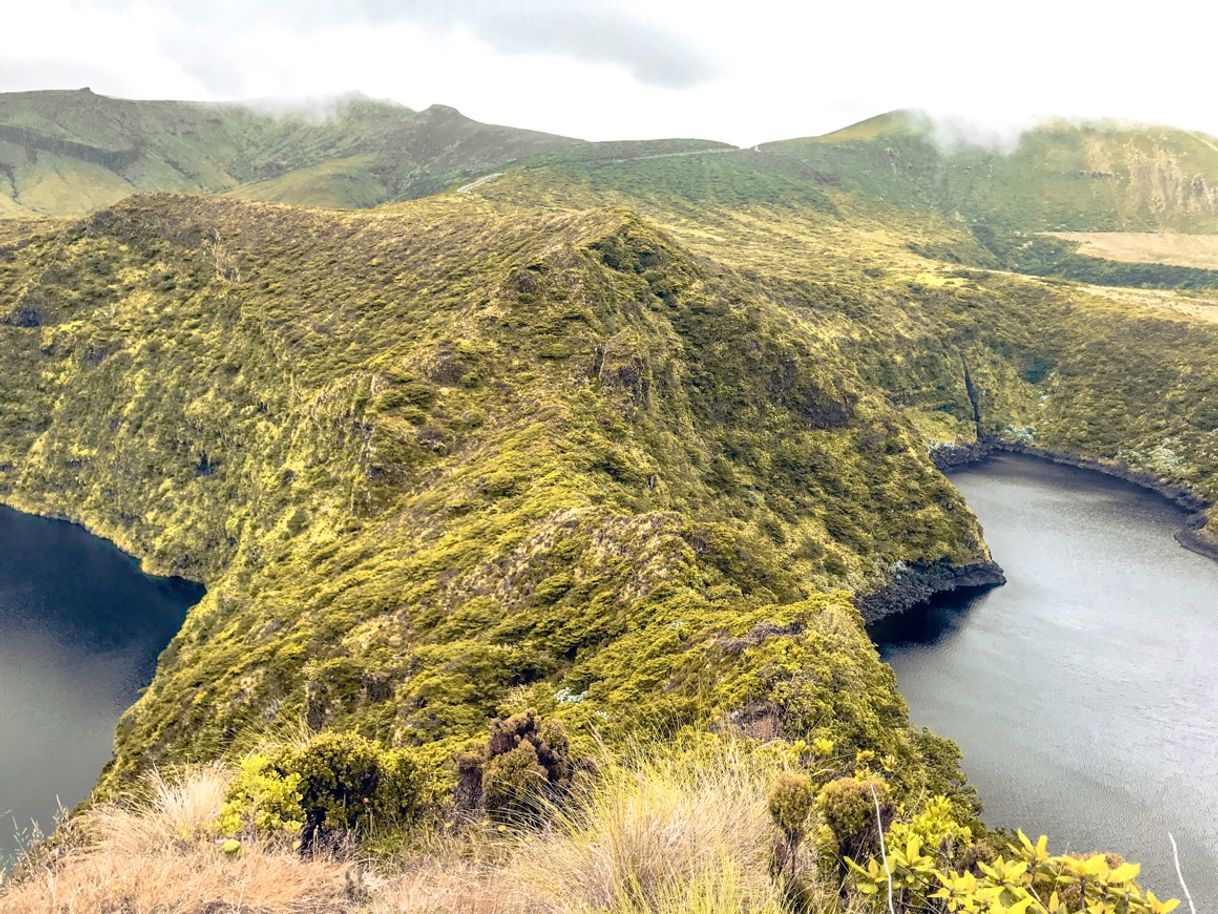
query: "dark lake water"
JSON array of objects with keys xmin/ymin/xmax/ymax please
[
  {"xmin": 872, "ymin": 453, "xmax": 1218, "ymax": 903},
  {"xmin": 0, "ymin": 505, "xmax": 201, "ymax": 865}
]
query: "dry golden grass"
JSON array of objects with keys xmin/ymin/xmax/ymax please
[
  {"xmin": 371, "ymin": 740, "xmax": 808, "ymax": 914},
  {"xmin": 0, "ymin": 766, "xmax": 361, "ymax": 914},
  {"xmin": 1, "ymin": 741, "xmax": 819, "ymax": 914},
  {"xmin": 514, "ymin": 743, "xmax": 782, "ymax": 912},
  {"xmin": 366, "ymin": 858, "xmax": 539, "ymax": 914},
  {"xmin": 1047, "ymin": 231, "xmax": 1218, "ymax": 269}
]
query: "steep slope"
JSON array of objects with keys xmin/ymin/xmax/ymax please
[
  {"xmin": 5, "ymin": 106, "xmax": 1218, "ymax": 906},
  {"xmin": 0, "ymin": 89, "xmax": 579, "ymax": 215},
  {"xmin": 0, "ymin": 194, "xmax": 992, "ymax": 799},
  {"xmin": 469, "ymin": 143, "xmax": 1218, "ymax": 551},
  {"xmin": 753, "ymin": 111, "xmax": 1218, "ymax": 290}
]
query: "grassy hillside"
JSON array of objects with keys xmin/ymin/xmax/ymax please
[
  {"xmin": 470, "ymin": 148, "xmax": 1218, "ymax": 548},
  {"xmin": 755, "ymin": 111, "xmax": 1218, "ymax": 291},
  {"xmin": 0, "ymin": 194, "xmax": 995, "ymax": 801},
  {"xmin": 0, "ymin": 89, "xmax": 579, "ymax": 215},
  {"xmin": 766, "ymin": 109, "xmax": 1218, "ymax": 233}
]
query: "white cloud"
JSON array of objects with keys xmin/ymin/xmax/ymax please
[{"xmin": 1, "ymin": 0, "xmax": 1215, "ymax": 146}]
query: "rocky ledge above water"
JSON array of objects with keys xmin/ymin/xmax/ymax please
[
  {"xmin": 933, "ymin": 438, "xmax": 1218, "ymax": 563},
  {"xmin": 857, "ymin": 559, "xmax": 1006, "ymax": 625}
]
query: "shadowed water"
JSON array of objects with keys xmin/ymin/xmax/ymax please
[
  {"xmin": 872, "ymin": 453, "xmax": 1218, "ymax": 902},
  {"xmin": 0, "ymin": 505, "xmax": 201, "ymax": 866}
]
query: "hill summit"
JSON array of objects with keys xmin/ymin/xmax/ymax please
[{"xmin": 0, "ymin": 89, "xmax": 580, "ymax": 216}]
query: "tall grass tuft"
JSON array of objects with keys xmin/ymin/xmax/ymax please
[{"xmin": 0, "ymin": 765, "xmax": 360, "ymax": 914}]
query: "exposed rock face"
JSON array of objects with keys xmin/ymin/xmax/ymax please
[
  {"xmin": 857, "ymin": 559, "xmax": 1006, "ymax": 625},
  {"xmin": 929, "ymin": 439, "xmax": 995, "ymax": 471}
]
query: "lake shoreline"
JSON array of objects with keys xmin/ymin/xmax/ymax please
[
  {"xmin": 874, "ymin": 452, "xmax": 1218, "ymax": 899},
  {"xmin": 0, "ymin": 493, "xmax": 208, "ymax": 585},
  {"xmin": 0, "ymin": 505, "xmax": 202, "ymax": 865},
  {"xmin": 932, "ymin": 439, "xmax": 1218, "ymax": 562},
  {"xmin": 856, "ymin": 558, "xmax": 1006, "ymax": 625}
]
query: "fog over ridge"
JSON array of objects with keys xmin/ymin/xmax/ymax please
[{"xmin": 2, "ymin": 1, "xmax": 1217, "ymax": 147}]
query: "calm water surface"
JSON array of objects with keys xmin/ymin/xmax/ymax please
[
  {"xmin": 872, "ymin": 453, "xmax": 1218, "ymax": 902},
  {"xmin": 0, "ymin": 505, "xmax": 201, "ymax": 865}
]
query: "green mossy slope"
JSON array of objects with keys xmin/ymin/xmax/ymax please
[
  {"xmin": 767, "ymin": 111, "xmax": 1218, "ymax": 233},
  {"xmin": 0, "ymin": 194, "xmax": 988, "ymax": 799},
  {"xmin": 471, "ymin": 154, "xmax": 1218, "ymax": 544}
]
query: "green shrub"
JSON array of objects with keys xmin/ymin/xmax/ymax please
[
  {"xmin": 214, "ymin": 753, "xmax": 304, "ymax": 840},
  {"xmin": 483, "ymin": 741, "xmax": 549, "ymax": 821},
  {"xmin": 215, "ymin": 733, "xmax": 433, "ymax": 849},
  {"xmin": 471, "ymin": 709, "xmax": 576, "ymax": 824},
  {"xmin": 767, "ymin": 771, "xmax": 816, "ymax": 843},
  {"xmin": 276, "ymin": 732, "xmax": 430, "ymax": 845},
  {"xmin": 767, "ymin": 770, "xmax": 817, "ymax": 881},
  {"xmin": 817, "ymin": 776, "xmax": 892, "ymax": 867}
]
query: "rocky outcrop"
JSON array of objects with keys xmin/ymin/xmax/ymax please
[
  {"xmin": 929, "ymin": 438, "xmax": 995, "ymax": 471},
  {"xmin": 1177, "ymin": 523, "xmax": 1218, "ymax": 561},
  {"xmin": 857, "ymin": 559, "xmax": 1006, "ymax": 625}
]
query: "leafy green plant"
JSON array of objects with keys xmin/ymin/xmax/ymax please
[
  {"xmin": 214, "ymin": 753, "xmax": 304, "ymax": 840},
  {"xmin": 847, "ymin": 825, "xmax": 1181, "ymax": 914}
]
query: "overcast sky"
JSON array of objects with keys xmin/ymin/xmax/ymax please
[{"xmin": 4, "ymin": 0, "xmax": 1217, "ymax": 146}]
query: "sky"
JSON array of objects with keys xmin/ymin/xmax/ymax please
[{"xmin": 3, "ymin": 0, "xmax": 1217, "ymax": 147}]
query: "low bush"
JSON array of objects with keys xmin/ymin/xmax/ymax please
[
  {"xmin": 817, "ymin": 776, "xmax": 892, "ymax": 870},
  {"xmin": 464, "ymin": 709, "xmax": 577, "ymax": 824},
  {"xmin": 218, "ymin": 732, "xmax": 433, "ymax": 849}
]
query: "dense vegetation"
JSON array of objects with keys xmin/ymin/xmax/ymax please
[
  {"xmin": 0, "ymin": 194, "xmax": 994, "ymax": 791},
  {"xmin": 3, "ymin": 94, "xmax": 1218, "ymax": 910},
  {"xmin": 765, "ymin": 109, "xmax": 1218, "ymax": 233}
]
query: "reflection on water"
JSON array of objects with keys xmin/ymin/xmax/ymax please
[
  {"xmin": 0, "ymin": 505, "xmax": 202, "ymax": 865},
  {"xmin": 873, "ymin": 453, "xmax": 1218, "ymax": 903}
]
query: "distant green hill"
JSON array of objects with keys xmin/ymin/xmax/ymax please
[
  {"xmin": 764, "ymin": 109, "xmax": 1218, "ymax": 234},
  {"xmin": 0, "ymin": 89, "xmax": 580, "ymax": 215}
]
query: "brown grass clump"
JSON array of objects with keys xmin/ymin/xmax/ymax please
[
  {"xmin": 365, "ymin": 858, "xmax": 540, "ymax": 914},
  {"xmin": 503, "ymin": 740, "xmax": 793, "ymax": 913},
  {"xmin": 366, "ymin": 738, "xmax": 811, "ymax": 913},
  {"xmin": 0, "ymin": 766, "xmax": 362, "ymax": 914}
]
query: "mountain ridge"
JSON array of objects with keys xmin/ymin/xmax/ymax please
[
  {"xmin": 9, "ymin": 89, "xmax": 1218, "ymax": 235},
  {"xmin": 0, "ymin": 88, "xmax": 582, "ymax": 215}
]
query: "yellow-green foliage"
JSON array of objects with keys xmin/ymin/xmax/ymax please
[
  {"xmin": 817, "ymin": 776, "xmax": 892, "ymax": 865},
  {"xmin": 766, "ymin": 771, "xmax": 815, "ymax": 843},
  {"xmin": 848, "ymin": 827, "xmax": 1180, "ymax": 914},
  {"xmin": 215, "ymin": 753, "xmax": 304, "ymax": 839},
  {"xmin": 216, "ymin": 732, "xmax": 432, "ymax": 846},
  {"xmin": 3, "ymin": 108, "xmax": 1218, "ymax": 895},
  {"xmin": 478, "ymin": 155, "xmax": 1218, "ymax": 542},
  {"xmin": 276, "ymin": 732, "xmax": 431, "ymax": 840}
]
